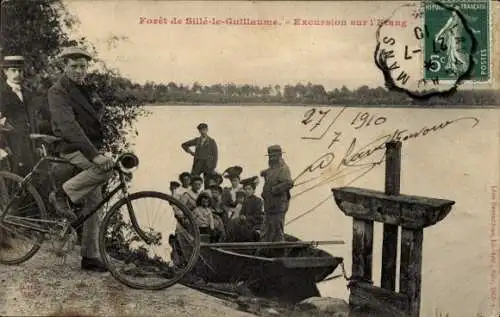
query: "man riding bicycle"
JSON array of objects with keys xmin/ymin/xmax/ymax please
[{"xmin": 47, "ymin": 46, "xmax": 114, "ymax": 272}]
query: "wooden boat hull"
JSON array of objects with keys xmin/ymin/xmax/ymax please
[{"xmin": 170, "ymin": 233, "xmax": 343, "ymax": 303}]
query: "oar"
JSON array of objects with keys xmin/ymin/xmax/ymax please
[{"xmin": 200, "ymin": 240, "xmax": 345, "ymax": 250}]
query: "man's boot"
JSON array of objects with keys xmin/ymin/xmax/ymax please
[{"xmin": 49, "ymin": 190, "xmax": 77, "ymax": 222}]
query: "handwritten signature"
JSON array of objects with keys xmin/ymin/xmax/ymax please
[{"xmin": 292, "ymin": 107, "xmax": 479, "ymax": 200}]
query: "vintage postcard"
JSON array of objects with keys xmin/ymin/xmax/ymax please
[{"xmin": 0, "ymin": 1, "xmax": 498, "ymax": 317}]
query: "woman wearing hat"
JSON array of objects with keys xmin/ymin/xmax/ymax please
[{"xmin": 221, "ymin": 165, "xmax": 243, "ymax": 210}]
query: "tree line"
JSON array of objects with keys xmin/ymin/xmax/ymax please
[{"xmin": 125, "ymin": 81, "xmax": 499, "ymax": 106}]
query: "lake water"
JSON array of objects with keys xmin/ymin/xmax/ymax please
[{"xmin": 128, "ymin": 104, "xmax": 498, "ymax": 317}]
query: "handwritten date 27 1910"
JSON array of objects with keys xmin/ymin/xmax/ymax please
[{"xmin": 293, "ymin": 107, "xmax": 479, "ymax": 196}]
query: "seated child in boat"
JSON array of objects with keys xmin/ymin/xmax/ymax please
[
  {"xmin": 181, "ymin": 175, "xmax": 204, "ymax": 211},
  {"xmin": 192, "ymin": 191, "xmax": 218, "ymax": 241}
]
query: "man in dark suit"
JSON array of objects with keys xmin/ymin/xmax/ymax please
[
  {"xmin": 181, "ymin": 123, "xmax": 218, "ymax": 186},
  {"xmin": 260, "ymin": 145, "xmax": 294, "ymax": 242},
  {"xmin": 47, "ymin": 46, "xmax": 114, "ymax": 272},
  {"xmin": 0, "ymin": 56, "xmax": 51, "ymax": 175}
]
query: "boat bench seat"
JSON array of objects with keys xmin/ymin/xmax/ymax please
[{"xmin": 277, "ymin": 256, "xmax": 343, "ymax": 269}]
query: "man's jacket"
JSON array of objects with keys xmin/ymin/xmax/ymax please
[
  {"xmin": 261, "ymin": 159, "xmax": 294, "ymax": 213},
  {"xmin": 181, "ymin": 136, "xmax": 218, "ymax": 170},
  {"xmin": 47, "ymin": 76, "xmax": 105, "ymax": 161},
  {"xmin": 0, "ymin": 80, "xmax": 50, "ymax": 172}
]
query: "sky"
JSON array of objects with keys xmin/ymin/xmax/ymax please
[
  {"xmin": 62, "ymin": 0, "xmax": 498, "ymax": 91},
  {"xmin": 62, "ymin": 0, "xmax": 418, "ymax": 90}
]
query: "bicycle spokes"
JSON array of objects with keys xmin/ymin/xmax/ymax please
[{"xmin": 99, "ymin": 191, "xmax": 201, "ymax": 290}]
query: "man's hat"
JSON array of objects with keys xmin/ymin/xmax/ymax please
[
  {"xmin": 59, "ymin": 46, "xmax": 93, "ymax": 60},
  {"xmin": 241, "ymin": 176, "xmax": 259, "ymax": 189},
  {"xmin": 223, "ymin": 166, "xmax": 243, "ymax": 179},
  {"xmin": 179, "ymin": 172, "xmax": 192, "ymax": 181},
  {"xmin": 170, "ymin": 181, "xmax": 181, "ymax": 189},
  {"xmin": 266, "ymin": 144, "xmax": 284, "ymax": 156},
  {"xmin": 1, "ymin": 56, "xmax": 25, "ymax": 68},
  {"xmin": 197, "ymin": 123, "xmax": 208, "ymax": 130},
  {"xmin": 191, "ymin": 175, "xmax": 203, "ymax": 183},
  {"xmin": 207, "ymin": 173, "xmax": 223, "ymax": 185},
  {"xmin": 208, "ymin": 185, "xmax": 223, "ymax": 193}
]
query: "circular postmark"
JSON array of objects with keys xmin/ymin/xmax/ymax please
[{"xmin": 374, "ymin": 0, "xmax": 482, "ymax": 100}]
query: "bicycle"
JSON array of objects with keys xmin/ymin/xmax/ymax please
[{"xmin": 0, "ymin": 133, "xmax": 201, "ymax": 290}]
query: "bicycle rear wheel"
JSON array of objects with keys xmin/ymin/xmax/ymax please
[
  {"xmin": 0, "ymin": 171, "xmax": 47, "ymax": 265},
  {"xmin": 99, "ymin": 191, "xmax": 200, "ymax": 290}
]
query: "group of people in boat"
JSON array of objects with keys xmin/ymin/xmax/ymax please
[{"xmin": 172, "ymin": 123, "xmax": 294, "ymax": 243}]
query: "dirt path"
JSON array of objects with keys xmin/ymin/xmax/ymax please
[{"xmin": 0, "ymin": 246, "xmax": 256, "ymax": 317}]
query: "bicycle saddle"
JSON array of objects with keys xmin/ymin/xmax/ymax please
[{"xmin": 29, "ymin": 133, "xmax": 63, "ymax": 144}]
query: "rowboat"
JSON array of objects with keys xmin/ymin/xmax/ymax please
[{"xmin": 169, "ymin": 232, "xmax": 344, "ymax": 303}]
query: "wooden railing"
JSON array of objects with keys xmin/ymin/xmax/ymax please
[{"xmin": 332, "ymin": 141, "xmax": 455, "ymax": 317}]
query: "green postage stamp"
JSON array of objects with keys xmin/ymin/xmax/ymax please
[{"xmin": 423, "ymin": 0, "xmax": 491, "ymax": 82}]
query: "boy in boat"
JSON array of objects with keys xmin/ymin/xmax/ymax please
[
  {"xmin": 177, "ymin": 172, "xmax": 192, "ymax": 197},
  {"xmin": 180, "ymin": 175, "xmax": 203, "ymax": 211},
  {"xmin": 221, "ymin": 165, "xmax": 243, "ymax": 210}
]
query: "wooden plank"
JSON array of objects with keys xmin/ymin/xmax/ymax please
[
  {"xmin": 349, "ymin": 282, "xmax": 410, "ymax": 317},
  {"xmin": 352, "ymin": 219, "xmax": 374, "ymax": 281},
  {"xmin": 381, "ymin": 141, "xmax": 401, "ymax": 291},
  {"xmin": 332, "ymin": 187, "xmax": 454, "ymax": 229},
  {"xmin": 278, "ymin": 256, "xmax": 343, "ymax": 269},
  {"xmin": 200, "ymin": 240, "xmax": 345, "ymax": 249},
  {"xmin": 333, "ymin": 187, "xmax": 455, "ymax": 208},
  {"xmin": 399, "ymin": 228, "xmax": 423, "ymax": 317}
]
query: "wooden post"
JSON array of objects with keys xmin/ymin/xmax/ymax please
[
  {"xmin": 400, "ymin": 225, "xmax": 424, "ymax": 317},
  {"xmin": 332, "ymin": 141, "xmax": 455, "ymax": 317},
  {"xmin": 381, "ymin": 141, "xmax": 401, "ymax": 291},
  {"xmin": 352, "ymin": 219, "xmax": 374, "ymax": 282}
]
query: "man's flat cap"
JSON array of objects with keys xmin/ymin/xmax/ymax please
[
  {"xmin": 59, "ymin": 46, "xmax": 93, "ymax": 60},
  {"xmin": 197, "ymin": 123, "xmax": 208, "ymax": 130}
]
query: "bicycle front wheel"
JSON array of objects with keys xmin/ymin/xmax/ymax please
[
  {"xmin": 99, "ymin": 191, "xmax": 200, "ymax": 290},
  {"xmin": 0, "ymin": 171, "xmax": 47, "ymax": 265}
]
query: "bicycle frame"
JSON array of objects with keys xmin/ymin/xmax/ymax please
[{"xmin": 1, "ymin": 153, "xmax": 152, "ymax": 243}]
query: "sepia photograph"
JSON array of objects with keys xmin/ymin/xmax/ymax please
[{"xmin": 0, "ymin": 1, "xmax": 498, "ymax": 317}]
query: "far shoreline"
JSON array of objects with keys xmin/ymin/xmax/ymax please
[{"xmin": 144, "ymin": 102, "xmax": 499, "ymax": 109}]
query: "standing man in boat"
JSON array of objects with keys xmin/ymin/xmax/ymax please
[
  {"xmin": 260, "ymin": 145, "xmax": 294, "ymax": 242},
  {"xmin": 181, "ymin": 123, "xmax": 218, "ymax": 187}
]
